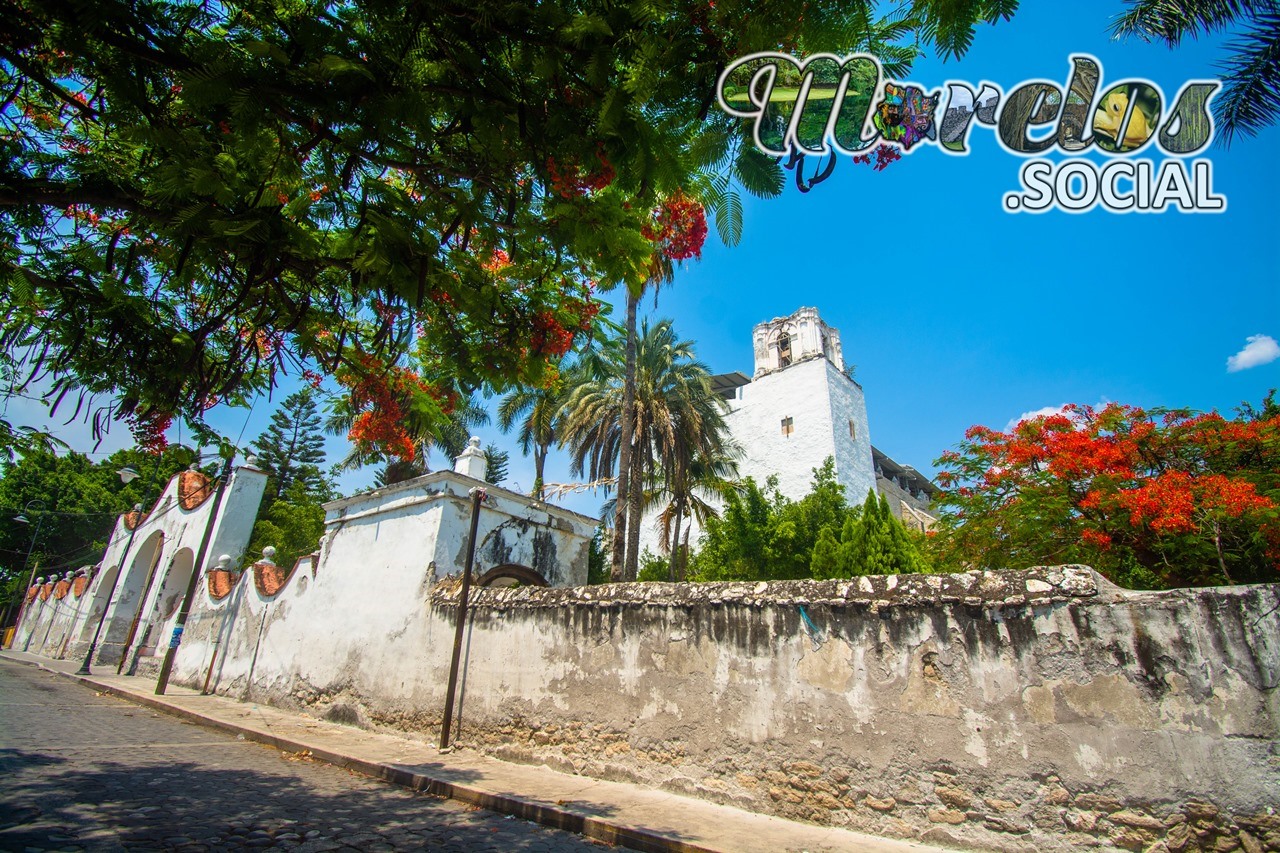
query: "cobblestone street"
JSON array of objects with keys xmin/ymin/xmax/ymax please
[{"xmin": 0, "ymin": 659, "xmax": 612, "ymax": 852}]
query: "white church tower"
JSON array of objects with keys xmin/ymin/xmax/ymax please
[
  {"xmin": 729, "ymin": 307, "xmax": 876, "ymax": 506},
  {"xmin": 637, "ymin": 307, "xmax": 879, "ymax": 559}
]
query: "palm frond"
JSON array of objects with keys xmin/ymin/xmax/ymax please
[{"xmin": 1213, "ymin": 8, "xmax": 1280, "ymax": 144}]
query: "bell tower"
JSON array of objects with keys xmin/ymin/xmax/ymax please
[{"xmin": 752, "ymin": 306, "xmax": 845, "ymax": 377}]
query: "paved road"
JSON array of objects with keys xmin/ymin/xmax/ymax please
[{"xmin": 0, "ymin": 659, "xmax": 613, "ymax": 852}]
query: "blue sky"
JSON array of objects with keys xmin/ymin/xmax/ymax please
[
  {"xmin": 647, "ymin": 0, "xmax": 1280, "ymax": 492},
  {"xmin": 8, "ymin": 1, "xmax": 1278, "ymax": 521}
]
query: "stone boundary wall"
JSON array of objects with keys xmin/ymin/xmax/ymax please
[
  {"xmin": 430, "ymin": 563, "xmax": 1099, "ymax": 611},
  {"xmin": 154, "ymin": 563, "xmax": 1278, "ymax": 853},
  {"xmin": 424, "ymin": 568, "xmax": 1279, "ymax": 852}
]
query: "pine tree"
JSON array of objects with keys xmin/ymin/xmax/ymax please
[
  {"xmin": 810, "ymin": 526, "xmax": 840, "ymax": 579},
  {"xmin": 484, "ymin": 445, "xmax": 509, "ymax": 486},
  {"xmin": 251, "ymin": 389, "xmax": 330, "ymax": 503},
  {"xmin": 882, "ymin": 493, "xmax": 930, "ymax": 575},
  {"xmin": 838, "ymin": 491, "xmax": 928, "ymax": 577},
  {"xmin": 837, "ymin": 513, "xmax": 861, "ymax": 576}
]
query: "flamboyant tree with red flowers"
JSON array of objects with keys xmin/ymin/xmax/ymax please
[
  {"xmin": 931, "ymin": 395, "xmax": 1280, "ymax": 589},
  {"xmin": 3, "ymin": 0, "xmax": 996, "ymax": 461}
]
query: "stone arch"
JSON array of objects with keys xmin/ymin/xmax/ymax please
[
  {"xmin": 103, "ymin": 531, "xmax": 164, "ymax": 642},
  {"xmin": 75, "ymin": 563, "xmax": 120, "ymax": 642},
  {"xmin": 476, "ymin": 563, "xmax": 550, "ymax": 588},
  {"xmin": 154, "ymin": 548, "xmax": 196, "ymax": 623},
  {"xmin": 133, "ymin": 547, "xmax": 195, "ymax": 658}
]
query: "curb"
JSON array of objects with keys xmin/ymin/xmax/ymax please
[{"xmin": 9, "ymin": 655, "xmax": 713, "ymax": 853}]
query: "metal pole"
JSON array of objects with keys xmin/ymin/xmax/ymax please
[
  {"xmin": 77, "ymin": 506, "xmax": 142, "ymax": 674},
  {"xmin": 439, "ymin": 487, "xmax": 485, "ymax": 752},
  {"xmin": 156, "ymin": 456, "xmax": 234, "ymax": 695}
]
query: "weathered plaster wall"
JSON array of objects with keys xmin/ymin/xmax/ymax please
[
  {"xmin": 148, "ymin": 470, "xmax": 597, "ymax": 697},
  {"xmin": 424, "ymin": 570, "xmax": 1279, "ymax": 852},
  {"xmin": 151, "ymin": 559, "xmax": 1278, "ymax": 852},
  {"xmin": 14, "ymin": 463, "xmax": 268, "ymax": 666}
]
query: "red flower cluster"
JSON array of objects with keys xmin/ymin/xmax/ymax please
[
  {"xmin": 1080, "ymin": 528, "xmax": 1113, "ymax": 550},
  {"xmin": 239, "ymin": 327, "xmax": 278, "ymax": 360},
  {"xmin": 1113, "ymin": 472, "xmax": 1272, "ymax": 534},
  {"xmin": 480, "ymin": 248, "xmax": 511, "ymax": 273},
  {"xmin": 546, "ymin": 147, "xmax": 615, "ymax": 198},
  {"xmin": 339, "ymin": 357, "xmax": 439, "ymax": 462},
  {"xmin": 572, "ymin": 298, "xmax": 601, "ymax": 331},
  {"xmin": 851, "ymin": 144, "xmax": 902, "ymax": 172},
  {"xmin": 126, "ymin": 410, "xmax": 172, "ymax": 454},
  {"xmin": 530, "ymin": 311, "xmax": 575, "ymax": 358},
  {"xmin": 63, "ymin": 205, "xmax": 102, "ymax": 226},
  {"xmin": 642, "ymin": 192, "xmax": 708, "ymax": 262}
]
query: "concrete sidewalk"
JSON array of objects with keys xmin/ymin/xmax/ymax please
[{"xmin": 1, "ymin": 650, "xmax": 952, "ymax": 853}]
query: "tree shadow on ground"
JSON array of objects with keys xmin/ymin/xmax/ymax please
[{"xmin": 0, "ymin": 745, "xmax": 610, "ymax": 851}]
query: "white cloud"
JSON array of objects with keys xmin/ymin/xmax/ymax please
[
  {"xmin": 1005, "ymin": 404, "xmax": 1071, "ymax": 432},
  {"xmin": 1004, "ymin": 399, "xmax": 1112, "ymax": 433},
  {"xmin": 1227, "ymin": 334, "xmax": 1280, "ymax": 373}
]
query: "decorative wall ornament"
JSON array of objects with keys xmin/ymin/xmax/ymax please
[
  {"xmin": 53, "ymin": 580, "xmax": 71, "ymax": 600},
  {"xmin": 122, "ymin": 508, "xmax": 149, "ymax": 530},
  {"xmin": 26, "ymin": 585, "xmax": 39, "ymax": 603},
  {"xmin": 207, "ymin": 567, "xmax": 240, "ymax": 600},
  {"xmin": 39, "ymin": 583, "xmax": 53, "ymax": 601},
  {"xmin": 178, "ymin": 470, "xmax": 215, "ymax": 510},
  {"xmin": 72, "ymin": 575, "xmax": 90, "ymax": 597},
  {"xmin": 253, "ymin": 547, "xmax": 292, "ymax": 597}
]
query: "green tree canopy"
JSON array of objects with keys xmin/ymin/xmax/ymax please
[
  {"xmin": 244, "ymin": 477, "xmax": 327, "ymax": 573},
  {"xmin": 691, "ymin": 458, "xmax": 930, "ymax": 582}
]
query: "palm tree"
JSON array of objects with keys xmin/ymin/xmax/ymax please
[
  {"xmin": 653, "ymin": 444, "xmax": 742, "ymax": 581},
  {"xmin": 1111, "ymin": 0, "xmax": 1280, "ymax": 143},
  {"xmin": 497, "ymin": 372, "xmax": 574, "ymax": 501},
  {"xmin": 561, "ymin": 318, "xmax": 731, "ymax": 581}
]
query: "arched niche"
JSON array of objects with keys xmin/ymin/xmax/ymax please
[
  {"xmin": 102, "ymin": 530, "xmax": 165, "ymax": 647},
  {"xmin": 154, "ymin": 548, "xmax": 196, "ymax": 624},
  {"xmin": 476, "ymin": 564, "xmax": 550, "ymax": 588},
  {"xmin": 76, "ymin": 563, "xmax": 120, "ymax": 642},
  {"xmin": 776, "ymin": 330, "xmax": 792, "ymax": 368}
]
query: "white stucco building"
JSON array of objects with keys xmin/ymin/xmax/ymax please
[
  {"xmin": 12, "ymin": 442, "xmax": 597, "ymax": 681},
  {"xmin": 13, "ymin": 461, "xmax": 269, "ymax": 668},
  {"xmin": 639, "ymin": 307, "xmax": 936, "ymax": 558}
]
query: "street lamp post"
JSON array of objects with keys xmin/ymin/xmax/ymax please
[{"xmin": 10, "ymin": 500, "xmax": 47, "ymax": 638}]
